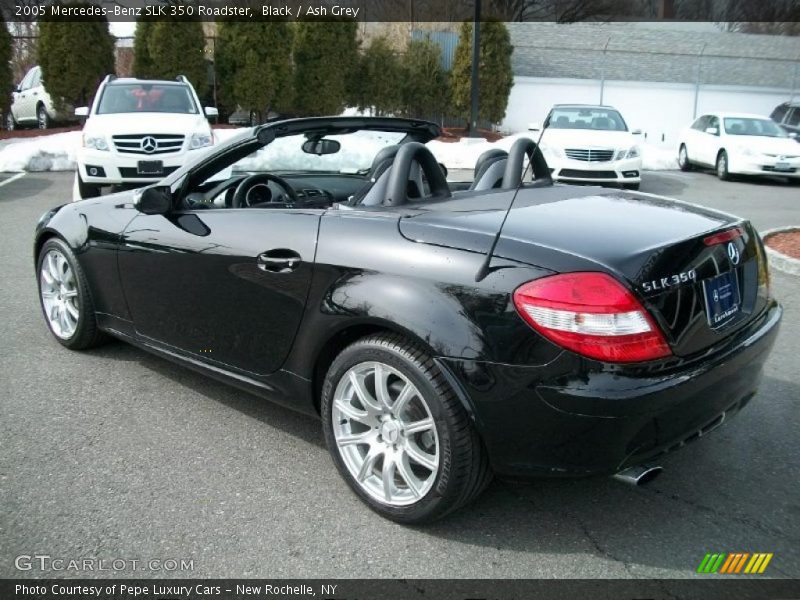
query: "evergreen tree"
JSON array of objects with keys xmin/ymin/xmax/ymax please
[
  {"xmin": 292, "ymin": 19, "xmax": 358, "ymax": 116},
  {"xmin": 0, "ymin": 15, "xmax": 13, "ymax": 119},
  {"xmin": 400, "ymin": 38, "xmax": 450, "ymax": 119},
  {"xmin": 132, "ymin": 19, "xmax": 156, "ymax": 78},
  {"xmin": 450, "ymin": 20, "xmax": 513, "ymax": 126},
  {"xmin": 354, "ymin": 36, "xmax": 400, "ymax": 116},
  {"xmin": 216, "ymin": 21, "xmax": 293, "ymax": 120},
  {"xmin": 38, "ymin": 2, "xmax": 115, "ymax": 111},
  {"xmin": 147, "ymin": 19, "xmax": 208, "ymax": 96}
]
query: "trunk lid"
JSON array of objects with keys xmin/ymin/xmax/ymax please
[{"xmin": 399, "ymin": 188, "xmax": 770, "ymax": 358}]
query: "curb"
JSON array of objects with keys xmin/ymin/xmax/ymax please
[{"xmin": 762, "ymin": 226, "xmax": 800, "ymax": 276}]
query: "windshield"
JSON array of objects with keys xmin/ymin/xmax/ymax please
[
  {"xmin": 231, "ymin": 130, "xmax": 407, "ymax": 174},
  {"xmin": 723, "ymin": 117, "xmax": 787, "ymax": 138},
  {"xmin": 547, "ymin": 107, "xmax": 628, "ymax": 131},
  {"xmin": 96, "ymin": 84, "xmax": 199, "ymax": 115}
]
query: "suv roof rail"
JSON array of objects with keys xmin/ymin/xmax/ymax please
[
  {"xmin": 103, "ymin": 74, "xmax": 117, "ymax": 84},
  {"xmin": 175, "ymin": 75, "xmax": 189, "ymax": 83}
]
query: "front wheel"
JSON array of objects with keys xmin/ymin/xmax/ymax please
[
  {"xmin": 716, "ymin": 150, "xmax": 730, "ymax": 181},
  {"xmin": 321, "ymin": 333, "xmax": 492, "ymax": 524},
  {"xmin": 37, "ymin": 238, "xmax": 106, "ymax": 349},
  {"xmin": 5, "ymin": 111, "xmax": 16, "ymax": 131},
  {"xmin": 623, "ymin": 182, "xmax": 640, "ymax": 191},
  {"xmin": 72, "ymin": 172, "xmax": 101, "ymax": 201}
]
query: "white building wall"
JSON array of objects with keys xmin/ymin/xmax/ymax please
[{"xmin": 502, "ymin": 76, "xmax": 795, "ymax": 149}]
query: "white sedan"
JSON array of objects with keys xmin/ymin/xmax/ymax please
[
  {"xmin": 534, "ymin": 104, "xmax": 643, "ymax": 190},
  {"xmin": 677, "ymin": 112, "xmax": 800, "ymax": 181}
]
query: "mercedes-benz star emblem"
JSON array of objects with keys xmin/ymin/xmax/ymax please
[
  {"xmin": 727, "ymin": 241, "xmax": 740, "ymax": 265},
  {"xmin": 140, "ymin": 136, "xmax": 158, "ymax": 154}
]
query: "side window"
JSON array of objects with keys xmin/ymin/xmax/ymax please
[
  {"xmin": 786, "ymin": 108, "xmax": 800, "ymax": 128},
  {"xmin": 691, "ymin": 116, "xmax": 708, "ymax": 131},
  {"xmin": 19, "ymin": 68, "xmax": 35, "ymax": 90},
  {"xmin": 771, "ymin": 104, "xmax": 789, "ymax": 123}
]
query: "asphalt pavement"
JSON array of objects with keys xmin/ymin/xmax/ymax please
[{"xmin": 0, "ymin": 171, "xmax": 798, "ymax": 579}]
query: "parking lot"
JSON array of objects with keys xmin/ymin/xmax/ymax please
[{"xmin": 0, "ymin": 170, "xmax": 798, "ymax": 579}]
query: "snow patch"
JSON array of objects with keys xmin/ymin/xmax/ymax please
[
  {"xmin": 0, "ymin": 132, "xmax": 80, "ymax": 172},
  {"xmin": 640, "ymin": 144, "xmax": 678, "ymax": 171}
]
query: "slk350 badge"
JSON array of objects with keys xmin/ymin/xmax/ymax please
[{"xmin": 642, "ymin": 269, "xmax": 697, "ymax": 293}]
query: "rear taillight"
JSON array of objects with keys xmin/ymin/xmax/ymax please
[
  {"xmin": 703, "ymin": 226, "xmax": 744, "ymax": 246},
  {"xmin": 513, "ymin": 272, "xmax": 672, "ymax": 363}
]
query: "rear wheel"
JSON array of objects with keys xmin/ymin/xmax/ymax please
[
  {"xmin": 678, "ymin": 144, "xmax": 692, "ymax": 171},
  {"xmin": 716, "ymin": 150, "xmax": 730, "ymax": 181},
  {"xmin": 321, "ymin": 333, "xmax": 492, "ymax": 524},
  {"xmin": 37, "ymin": 238, "xmax": 106, "ymax": 350},
  {"xmin": 37, "ymin": 104, "xmax": 50, "ymax": 130}
]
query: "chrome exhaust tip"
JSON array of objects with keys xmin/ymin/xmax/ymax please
[{"xmin": 613, "ymin": 464, "xmax": 663, "ymax": 486}]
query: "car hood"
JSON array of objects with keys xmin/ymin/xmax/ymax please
[
  {"xmin": 83, "ymin": 113, "xmax": 211, "ymax": 136},
  {"xmin": 541, "ymin": 128, "xmax": 636, "ymax": 149},
  {"xmin": 727, "ymin": 135, "xmax": 800, "ymax": 155}
]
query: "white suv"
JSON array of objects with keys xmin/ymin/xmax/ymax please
[
  {"xmin": 7, "ymin": 65, "xmax": 69, "ymax": 130},
  {"xmin": 73, "ymin": 75, "xmax": 218, "ymax": 200}
]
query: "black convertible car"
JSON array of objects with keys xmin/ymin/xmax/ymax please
[{"xmin": 34, "ymin": 117, "xmax": 781, "ymax": 523}]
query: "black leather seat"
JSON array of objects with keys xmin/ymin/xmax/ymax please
[{"xmin": 469, "ymin": 149, "xmax": 508, "ymax": 191}]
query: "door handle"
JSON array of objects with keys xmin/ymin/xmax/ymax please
[{"xmin": 257, "ymin": 249, "xmax": 301, "ymax": 273}]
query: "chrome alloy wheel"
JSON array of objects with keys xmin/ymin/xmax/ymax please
[
  {"xmin": 40, "ymin": 250, "xmax": 79, "ymax": 339},
  {"xmin": 332, "ymin": 361, "xmax": 440, "ymax": 506}
]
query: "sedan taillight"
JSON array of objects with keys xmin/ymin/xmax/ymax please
[{"xmin": 513, "ymin": 272, "xmax": 672, "ymax": 363}]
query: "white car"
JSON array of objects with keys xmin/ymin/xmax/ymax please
[
  {"xmin": 6, "ymin": 65, "xmax": 70, "ymax": 130},
  {"xmin": 73, "ymin": 75, "xmax": 218, "ymax": 200},
  {"xmin": 534, "ymin": 104, "xmax": 642, "ymax": 190},
  {"xmin": 677, "ymin": 112, "xmax": 800, "ymax": 181}
]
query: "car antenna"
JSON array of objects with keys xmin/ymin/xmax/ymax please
[{"xmin": 474, "ymin": 119, "xmax": 548, "ymax": 283}]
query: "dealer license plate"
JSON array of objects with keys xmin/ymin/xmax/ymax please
[{"xmin": 702, "ymin": 270, "xmax": 741, "ymax": 328}]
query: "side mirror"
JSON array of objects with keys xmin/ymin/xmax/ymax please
[
  {"xmin": 74, "ymin": 106, "xmax": 89, "ymax": 117},
  {"xmin": 135, "ymin": 186, "xmax": 172, "ymax": 215},
  {"xmin": 14, "ymin": 85, "xmax": 20, "ymax": 94},
  {"xmin": 789, "ymin": 132, "xmax": 798, "ymax": 139},
  {"xmin": 631, "ymin": 129, "xmax": 642, "ymax": 135},
  {"xmin": 204, "ymin": 106, "xmax": 219, "ymax": 117},
  {"xmin": 527, "ymin": 122, "xmax": 541, "ymax": 131},
  {"xmin": 705, "ymin": 127, "xmax": 719, "ymax": 135}
]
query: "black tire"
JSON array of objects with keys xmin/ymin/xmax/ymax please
[
  {"xmin": 37, "ymin": 104, "xmax": 50, "ymax": 129},
  {"xmin": 74, "ymin": 172, "xmax": 101, "ymax": 200},
  {"xmin": 321, "ymin": 333, "xmax": 492, "ymax": 524},
  {"xmin": 716, "ymin": 150, "xmax": 730, "ymax": 181},
  {"xmin": 678, "ymin": 144, "xmax": 692, "ymax": 171},
  {"xmin": 36, "ymin": 237, "xmax": 106, "ymax": 350},
  {"xmin": 5, "ymin": 111, "xmax": 16, "ymax": 131},
  {"xmin": 623, "ymin": 182, "xmax": 640, "ymax": 191}
]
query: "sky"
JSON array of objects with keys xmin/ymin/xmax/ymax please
[{"xmin": 109, "ymin": 22, "xmax": 137, "ymax": 38}]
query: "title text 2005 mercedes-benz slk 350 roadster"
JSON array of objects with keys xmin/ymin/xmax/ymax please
[{"xmin": 34, "ymin": 117, "xmax": 781, "ymax": 523}]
